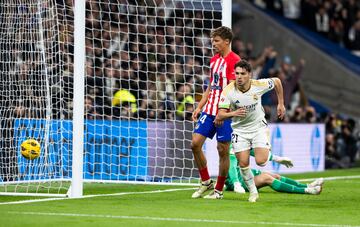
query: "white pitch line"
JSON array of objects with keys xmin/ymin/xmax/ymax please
[
  {"xmin": 297, "ymin": 175, "xmax": 360, "ymax": 182},
  {"xmin": 0, "ymin": 187, "xmax": 197, "ymax": 205},
  {"xmin": 0, "ymin": 197, "xmax": 68, "ymax": 205},
  {"xmin": 1, "ymin": 175, "xmax": 360, "ymax": 205},
  {"xmin": 7, "ymin": 211, "xmax": 360, "ymax": 227},
  {"xmin": 82, "ymin": 187, "xmax": 198, "ymax": 199}
]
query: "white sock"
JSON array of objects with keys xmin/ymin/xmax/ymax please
[{"xmin": 240, "ymin": 166, "xmax": 258, "ymax": 194}]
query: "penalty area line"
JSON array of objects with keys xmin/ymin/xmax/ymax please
[{"xmin": 7, "ymin": 211, "xmax": 360, "ymax": 227}]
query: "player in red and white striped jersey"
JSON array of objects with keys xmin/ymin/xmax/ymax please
[
  {"xmin": 203, "ymin": 51, "xmax": 240, "ymax": 116},
  {"xmin": 191, "ymin": 26, "xmax": 241, "ymax": 199}
]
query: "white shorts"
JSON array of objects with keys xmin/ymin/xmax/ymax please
[{"xmin": 231, "ymin": 127, "xmax": 270, "ymax": 153}]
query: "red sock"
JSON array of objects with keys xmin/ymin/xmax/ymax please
[
  {"xmin": 199, "ymin": 167, "xmax": 210, "ymax": 182},
  {"xmin": 215, "ymin": 176, "xmax": 226, "ymax": 191}
]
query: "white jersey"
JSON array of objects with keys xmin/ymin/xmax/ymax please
[{"xmin": 219, "ymin": 79, "xmax": 275, "ymax": 133}]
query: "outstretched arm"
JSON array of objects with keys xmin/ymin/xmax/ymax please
[{"xmin": 272, "ymin": 78, "xmax": 286, "ymax": 120}]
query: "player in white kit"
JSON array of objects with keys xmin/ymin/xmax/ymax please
[{"xmin": 217, "ymin": 60, "xmax": 286, "ymax": 202}]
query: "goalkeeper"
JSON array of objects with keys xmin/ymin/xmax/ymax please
[{"xmin": 225, "ymin": 148, "xmax": 323, "ymax": 195}]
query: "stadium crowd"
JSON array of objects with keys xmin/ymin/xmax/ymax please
[
  {"xmin": 60, "ymin": 0, "xmax": 359, "ymax": 168},
  {"xmin": 249, "ymin": 0, "xmax": 360, "ymax": 56},
  {"xmin": 67, "ymin": 0, "xmax": 313, "ymax": 123},
  {"xmin": 58, "ymin": 0, "xmax": 220, "ymax": 121},
  {"xmin": 7, "ymin": 1, "xmax": 358, "ymax": 169}
]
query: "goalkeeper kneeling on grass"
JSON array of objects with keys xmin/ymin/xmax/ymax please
[{"xmin": 225, "ymin": 148, "xmax": 323, "ymax": 195}]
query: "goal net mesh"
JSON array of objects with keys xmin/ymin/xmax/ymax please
[
  {"xmin": 0, "ymin": 0, "xmax": 222, "ymax": 195},
  {"xmin": 0, "ymin": 0, "xmax": 71, "ymax": 194}
]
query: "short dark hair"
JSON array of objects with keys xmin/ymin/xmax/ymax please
[
  {"xmin": 234, "ymin": 60, "xmax": 252, "ymax": 72},
  {"xmin": 210, "ymin": 26, "xmax": 233, "ymax": 42}
]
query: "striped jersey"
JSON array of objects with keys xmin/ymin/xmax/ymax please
[
  {"xmin": 203, "ymin": 51, "xmax": 240, "ymax": 116},
  {"xmin": 219, "ymin": 79, "xmax": 275, "ymax": 132}
]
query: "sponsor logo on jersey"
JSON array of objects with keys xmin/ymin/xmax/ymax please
[
  {"xmin": 244, "ymin": 103, "xmax": 257, "ymax": 112},
  {"xmin": 211, "ymin": 85, "xmax": 222, "ymax": 90},
  {"xmin": 310, "ymin": 125, "xmax": 321, "ymax": 170},
  {"xmin": 213, "ymin": 72, "xmax": 219, "ymax": 84}
]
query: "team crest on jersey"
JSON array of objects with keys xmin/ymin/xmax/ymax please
[
  {"xmin": 219, "ymin": 64, "xmax": 224, "ymax": 72},
  {"xmin": 253, "ymin": 94, "xmax": 258, "ymax": 101},
  {"xmin": 268, "ymin": 80, "xmax": 274, "ymax": 89}
]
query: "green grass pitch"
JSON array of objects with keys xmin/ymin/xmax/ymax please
[{"xmin": 1, "ymin": 168, "xmax": 360, "ymax": 227}]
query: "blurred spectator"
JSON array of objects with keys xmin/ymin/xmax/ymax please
[
  {"xmin": 156, "ymin": 72, "xmax": 176, "ymax": 120},
  {"xmin": 276, "ymin": 57, "xmax": 305, "ymax": 110},
  {"xmin": 258, "ymin": 56, "xmax": 305, "ymax": 121},
  {"xmin": 253, "ymin": 0, "xmax": 360, "ymax": 55},
  {"xmin": 287, "ymin": 105, "xmax": 318, "ymax": 123},
  {"xmin": 175, "ymin": 84, "xmax": 193, "ymax": 120},
  {"xmin": 289, "ymin": 106, "xmax": 305, "ymax": 123},
  {"xmin": 300, "ymin": 0, "xmax": 318, "ymax": 31},
  {"xmin": 249, "ymin": 46, "xmax": 276, "ymax": 79},
  {"xmin": 329, "ymin": 12, "xmax": 345, "ymax": 45},
  {"xmin": 112, "ymin": 89, "xmax": 137, "ymax": 119},
  {"xmin": 282, "ymin": 0, "xmax": 301, "ymax": 22},
  {"xmin": 304, "ymin": 106, "xmax": 317, "ymax": 123},
  {"xmin": 323, "ymin": 113, "xmax": 360, "ymax": 169},
  {"xmin": 84, "ymin": 96, "xmax": 95, "ymax": 119},
  {"xmin": 325, "ymin": 133, "xmax": 347, "ymax": 169},
  {"xmin": 176, "ymin": 95, "xmax": 195, "ymax": 121},
  {"xmin": 336, "ymin": 119, "xmax": 358, "ymax": 166},
  {"xmin": 263, "ymin": 0, "xmax": 283, "ymax": 15},
  {"xmin": 315, "ymin": 5, "xmax": 330, "ymax": 37},
  {"xmin": 325, "ymin": 113, "xmax": 341, "ymax": 134},
  {"xmin": 138, "ymin": 81, "xmax": 164, "ymax": 120},
  {"xmin": 348, "ymin": 20, "xmax": 360, "ymax": 56}
]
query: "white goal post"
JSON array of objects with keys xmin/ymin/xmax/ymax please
[{"xmin": 0, "ymin": 0, "xmax": 230, "ymax": 198}]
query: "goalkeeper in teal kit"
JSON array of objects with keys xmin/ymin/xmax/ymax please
[{"xmin": 225, "ymin": 148, "xmax": 324, "ymax": 195}]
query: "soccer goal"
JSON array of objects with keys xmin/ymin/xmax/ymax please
[{"xmin": 0, "ymin": 0, "xmax": 231, "ymax": 198}]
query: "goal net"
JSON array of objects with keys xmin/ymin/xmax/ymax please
[
  {"xmin": 0, "ymin": 0, "xmax": 223, "ymax": 196},
  {"xmin": 0, "ymin": 0, "xmax": 72, "ymax": 196}
]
